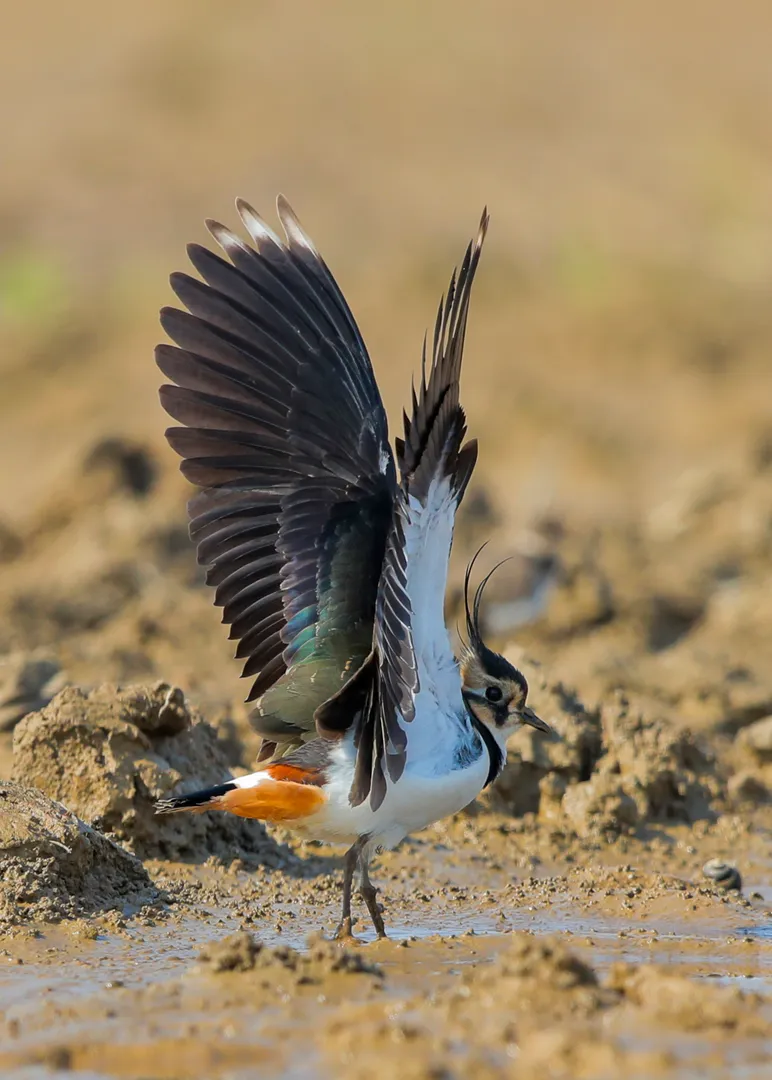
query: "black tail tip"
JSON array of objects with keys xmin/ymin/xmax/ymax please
[{"xmin": 154, "ymin": 780, "xmax": 236, "ymax": 815}]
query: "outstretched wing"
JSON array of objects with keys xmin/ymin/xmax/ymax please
[
  {"xmin": 323, "ymin": 210, "xmax": 488, "ymax": 809},
  {"xmin": 157, "ymin": 197, "xmax": 395, "ymax": 752}
]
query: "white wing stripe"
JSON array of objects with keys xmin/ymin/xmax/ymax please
[{"xmin": 400, "ymin": 474, "xmax": 465, "ymax": 764}]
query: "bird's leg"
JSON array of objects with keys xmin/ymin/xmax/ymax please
[
  {"xmin": 359, "ymin": 850, "xmax": 387, "ymax": 939},
  {"xmin": 334, "ymin": 838, "xmax": 365, "ymax": 940}
]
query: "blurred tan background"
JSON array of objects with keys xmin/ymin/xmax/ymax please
[{"xmin": 2, "ymin": 0, "xmax": 772, "ymax": 754}]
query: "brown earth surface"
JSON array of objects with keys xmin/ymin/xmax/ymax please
[{"xmin": 3, "ymin": 1, "xmax": 772, "ymax": 1077}]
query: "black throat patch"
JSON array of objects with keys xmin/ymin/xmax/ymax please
[{"xmin": 467, "ymin": 709, "xmax": 505, "ymax": 787}]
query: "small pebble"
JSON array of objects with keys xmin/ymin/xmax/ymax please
[{"xmin": 703, "ymin": 859, "xmax": 742, "ymax": 892}]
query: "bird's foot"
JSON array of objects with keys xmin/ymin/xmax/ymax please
[{"xmin": 332, "ymin": 916, "xmax": 360, "ymax": 942}]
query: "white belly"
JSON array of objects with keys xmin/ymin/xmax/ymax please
[{"xmin": 296, "ymin": 733, "xmax": 489, "ymax": 849}]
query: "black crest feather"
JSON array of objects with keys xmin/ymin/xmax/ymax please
[{"xmin": 463, "ymin": 544, "xmax": 528, "ymax": 692}]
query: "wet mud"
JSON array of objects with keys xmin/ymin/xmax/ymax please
[{"xmin": 1, "ymin": 831, "xmax": 772, "ymax": 1079}]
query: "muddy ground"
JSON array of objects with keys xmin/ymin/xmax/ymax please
[{"xmin": 3, "ymin": 2, "xmax": 772, "ymax": 1078}]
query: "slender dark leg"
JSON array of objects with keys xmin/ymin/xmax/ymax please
[
  {"xmin": 334, "ymin": 838, "xmax": 365, "ymax": 940},
  {"xmin": 359, "ymin": 852, "xmax": 387, "ymax": 939}
]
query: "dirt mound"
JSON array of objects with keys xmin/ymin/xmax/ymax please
[
  {"xmin": 608, "ymin": 962, "xmax": 770, "ymax": 1035},
  {"xmin": 598, "ymin": 692, "xmax": 721, "ymax": 817},
  {"xmin": 197, "ymin": 931, "xmax": 383, "ymax": 981},
  {"xmin": 724, "ymin": 716, "xmax": 772, "ymax": 808},
  {"xmin": 559, "ymin": 692, "xmax": 722, "ymax": 838},
  {"xmin": 0, "ymin": 782, "xmax": 157, "ymax": 929},
  {"xmin": 461, "ymin": 932, "xmax": 614, "ymax": 1021},
  {"xmin": 485, "ymin": 672, "xmax": 722, "ymax": 837},
  {"xmin": 493, "ymin": 933, "xmax": 598, "ymax": 987},
  {"xmin": 11, "ymin": 682, "xmax": 283, "ymax": 863}
]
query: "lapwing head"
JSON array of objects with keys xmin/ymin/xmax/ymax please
[{"xmin": 459, "ymin": 549, "xmax": 551, "ymax": 737}]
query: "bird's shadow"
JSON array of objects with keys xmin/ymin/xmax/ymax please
[{"xmin": 262, "ymin": 836, "xmax": 342, "ymax": 880}]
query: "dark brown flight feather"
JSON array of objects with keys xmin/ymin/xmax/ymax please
[{"xmin": 157, "ymin": 197, "xmax": 395, "ymax": 737}]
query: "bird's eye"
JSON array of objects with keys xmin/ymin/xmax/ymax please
[{"xmin": 485, "ymin": 686, "xmax": 503, "ymax": 703}]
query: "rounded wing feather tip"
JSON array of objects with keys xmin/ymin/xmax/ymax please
[
  {"xmin": 276, "ymin": 194, "xmax": 318, "ymax": 254},
  {"xmin": 158, "ymin": 306, "xmax": 185, "ymax": 340},
  {"xmin": 184, "ymin": 241, "xmax": 211, "ymax": 270},
  {"xmin": 204, "ymin": 217, "xmax": 229, "ymax": 240},
  {"xmin": 161, "ymin": 425, "xmax": 187, "ymax": 459},
  {"xmin": 206, "ymin": 218, "xmax": 248, "ymax": 258},
  {"xmin": 235, "ymin": 197, "xmax": 283, "ymax": 248},
  {"xmin": 168, "ymin": 271, "xmax": 198, "ymax": 306},
  {"xmin": 154, "ymin": 342, "xmax": 175, "ymax": 371}
]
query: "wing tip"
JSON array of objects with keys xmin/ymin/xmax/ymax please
[
  {"xmin": 235, "ymin": 197, "xmax": 283, "ymax": 248},
  {"xmin": 399, "ymin": 210, "xmax": 489, "ymax": 493},
  {"xmin": 205, "ymin": 217, "xmax": 241, "ymax": 253},
  {"xmin": 276, "ymin": 193, "xmax": 318, "ymax": 255},
  {"xmin": 477, "ymin": 206, "xmax": 490, "ymax": 247}
]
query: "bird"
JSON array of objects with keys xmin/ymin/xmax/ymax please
[{"xmin": 153, "ymin": 196, "xmax": 551, "ymax": 939}]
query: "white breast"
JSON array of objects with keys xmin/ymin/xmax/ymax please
[{"xmin": 302, "ymin": 723, "xmax": 489, "ymax": 849}]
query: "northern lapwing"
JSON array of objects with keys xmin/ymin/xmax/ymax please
[{"xmin": 154, "ymin": 197, "xmax": 550, "ymax": 938}]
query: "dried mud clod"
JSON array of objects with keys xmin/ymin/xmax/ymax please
[
  {"xmin": 724, "ymin": 713, "xmax": 772, "ymax": 808},
  {"xmin": 0, "ymin": 781, "xmax": 158, "ymax": 929},
  {"xmin": 737, "ymin": 714, "xmax": 772, "ymax": 762},
  {"xmin": 197, "ymin": 931, "xmax": 383, "ymax": 982},
  {"xmin": 607, "ymin": 962, "xmax": 770, "ymax": 1035},
  {"xmin": 11, "ymin": 682, "xmax": 282, "ymax": 863},
  {"xmin": 484, "ymin": 672, "xmax": 722, "ymax": 838},
  {"xmin": 462, "ymin": 933, "xmax": 614, "ymax": 1020},
  {"xmin": 600, "ymin": 692, "xmax": 721, "ymax": 820}
]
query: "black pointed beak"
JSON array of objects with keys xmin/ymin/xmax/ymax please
[{"xmin": 518, "ymin": 706, "xmax": 553, "ymax": 735}]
